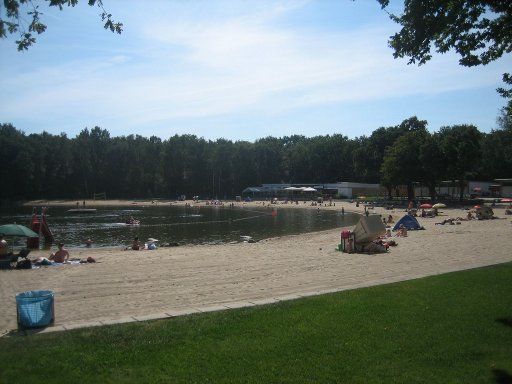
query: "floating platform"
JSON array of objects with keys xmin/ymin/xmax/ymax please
[{"xmin": 67, "ymin": 209, "xmax": 97, "ymax": 213}]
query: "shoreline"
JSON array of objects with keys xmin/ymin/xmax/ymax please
[
  {"xmin": 20, "ymin": 199, "xmax": 365, "ymax": 251},
  {"xmin": 21, "ymin": 198, "xmax": 392, "ymax": 219},
  {"xmin": 1, "ymin": 200, "xmax": 511, "ymax": 335}
]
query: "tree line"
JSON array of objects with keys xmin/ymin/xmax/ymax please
[{"xmin": 1, "ymin": 114, "xmax": 511, "ymax": 202}]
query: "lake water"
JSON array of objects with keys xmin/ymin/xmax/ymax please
[{"xmin": 0, "ymin": 205, "xmax": 359, "ymax": 249}]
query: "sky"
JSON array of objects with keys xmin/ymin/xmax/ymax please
[{"xmin": 1, "ymin": 0, "xmax": 510, "ymax": 141}]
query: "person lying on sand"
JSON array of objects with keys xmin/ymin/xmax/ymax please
[
  {"xmin": 33, "ymin": 257, "xmax": 52, "ymax": 266},
  {"xmin": 436, "ymin": 218, "xmax": 457, "ymax": 225},
  {"xmin": 33, "ymin": 255, "xmax": 95, "ymax": 266}
]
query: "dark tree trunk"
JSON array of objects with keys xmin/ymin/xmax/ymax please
[
  {"xmin": 458, "ymin": 179, "xmax": 466, "ymax": 201},
  {"xmin": 428, "ymin": 184, "xmax": 437, "ymax": 200},
  {"xmin": 407, "ymin": 183, "xmax": 415, "ymax": 201}
]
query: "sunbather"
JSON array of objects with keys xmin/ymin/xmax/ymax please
[
  {"xmin": 49, "ymin": 242, "xmax": 69, "ymax": 263},
  {"xmin": 32, "ymin": 257, "xmax": 52, "ymax": 266},
  {"xmin": 396, "ymin": 224, "xmax": 408, "ymax": 237},
  {"xmin": 435, "ymin": 218, "xmax": 455, "ymax": 225}
]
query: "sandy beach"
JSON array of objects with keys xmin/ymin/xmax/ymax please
[{"xmin": 1, "ymin": 200, "xmax": 511, "ymax": 335}]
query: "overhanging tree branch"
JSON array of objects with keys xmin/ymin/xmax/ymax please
[
  {"xmin": 0, "ymin": 0, "xmax": 122, "ymax": 50},
  {"xmin": 378, "ymin": 0, "xmax": 512, "ymax": 110}
]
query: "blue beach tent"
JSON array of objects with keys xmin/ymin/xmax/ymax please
[{"xmin": 393, "ymin": 215, "xmax": 423, "ymax": 231}]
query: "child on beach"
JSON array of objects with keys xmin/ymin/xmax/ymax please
[
  {"xmin": 396, "ymin": 224, "xmax": 408, "ymax": 237},
  {"xmin": 131, "ymin": 237, "xmax": 141, "ymax": 250}
]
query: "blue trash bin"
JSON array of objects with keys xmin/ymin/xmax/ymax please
[{"xmin": 16, "ymin": 290, "xmax": 55, "ymax": 329}]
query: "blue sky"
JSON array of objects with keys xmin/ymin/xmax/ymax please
[{"xmin": 1, "ymin": 0, "xmax": 510, "ymax": 141}]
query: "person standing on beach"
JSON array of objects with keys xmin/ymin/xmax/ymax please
[
  {"xmin": 341, "ymin": 207, "xmax": 345, "ymax": 216},
  {"xmin": 0, "ymin": 235, "xmax": 9, "ymax": 256}
]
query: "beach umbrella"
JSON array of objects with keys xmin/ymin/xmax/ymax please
[
  {"xmin": 501, "ymin": 198, "xmax": 512, "ymax": 203},
  {"xmin": 0, "ymin": 224, "xmax": 38, "ymax": 238},
  {"xmin": 432, "ymin": 203, "xmax": 446, "ymax": 209},
  {"xmin": 0, "ymin": 224, "xmax": 38, "ymax": 252},
  {"xmin": 419, "ymin": 203, "xmax": 432, "ymax": 209}
]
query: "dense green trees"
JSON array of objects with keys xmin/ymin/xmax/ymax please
[
  {"xmin": 1, "ymin": 118, "xmax": 509, "ymax": 201},
  {"xmin": 380, "ymin": 127, "xmax": 429, "ymax": 200},
  {"xmin": 438, "ymin": 125, "xmax": 482, "ymax": 201},
  {"xmin": 380, "ymin": 122, "xmax": 500, "ymax": 201}
]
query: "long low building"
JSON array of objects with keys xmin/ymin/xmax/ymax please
[
  {"xmin": 414, "ymin": 179, "xmax": 512, "ymax": 199},
  {"xmin": 494, "ymin": 179, "xmax": 512, "ymax": 197},
  {"xmin": 243, "ymin": 179, "xmax": 512, "ymax": 200},
  {"xmin": 242, "ymin": 182, "xmax": 384, "ymax": 199}
]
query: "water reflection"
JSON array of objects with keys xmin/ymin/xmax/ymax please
[{"xmin": 0, "ymin": 205, "xmax": 359, "ymax": 248}]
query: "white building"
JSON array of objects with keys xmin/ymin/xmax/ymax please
[{"xmin": 242, "ymin": 182, "xmax": 383, "ymax": 199}]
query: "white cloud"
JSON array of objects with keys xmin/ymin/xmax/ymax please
[{"xmin": 1, "ymin": 0, "xmax": 510, "ymax": 136}]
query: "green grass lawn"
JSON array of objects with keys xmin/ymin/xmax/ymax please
[{"xmin": 1, "ymin": 263, "xmax": 512, "ymax": 383}]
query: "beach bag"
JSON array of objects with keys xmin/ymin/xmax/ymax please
[{"xmin": 16, "ymin": 290, "xmax": 55, "ymax": 328}]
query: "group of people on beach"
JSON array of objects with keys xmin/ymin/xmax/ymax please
[
  {"xmin": 381, "ymin": 215, "xmax": 394, "ymax": 226},
  {"xmin": 32, "ymin": 242, "xmax": 94, "ymax": 266},
  {"xmin": 434, "ymin": 211, "xmax": 476, "ymax": 225},
  {"xmin": 127, "ymin": 236, "xmax": 158, "ymax": 251},
  {"xmin": 1, "ymin": 236, "xmax": 72, "ymax": 266}
]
